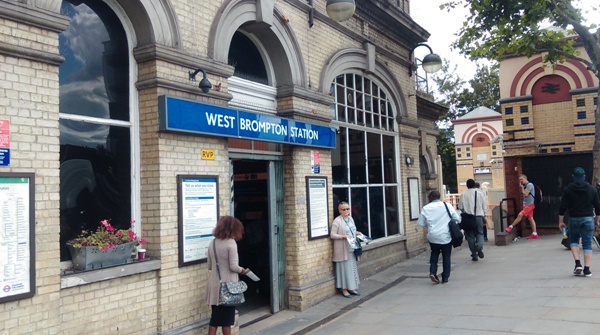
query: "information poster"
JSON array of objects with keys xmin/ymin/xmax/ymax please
[
  {"xmin": 0, "ymin": 173, "xmax": 35, "ymax": 303},
  {"xmin": 177, "ymin": 175, "xmax": 219, "ymax": 266},
  {"xmin": 306, "ymin": 176, "xmax": 329, "ymax": 239},
  {"xmin": 408, "ymin": 177, "xmax": 420, "ymax": 220}
]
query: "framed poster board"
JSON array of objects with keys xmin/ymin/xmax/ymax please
[
  {"xmin": 0, "ymin": 172, "xmax": 35, "ymax": 303},
  {"xmin": 177, "ymin": 175, "xmax": 219, "ymax": 266},
  {"xmin": 306, "ymin": 176, "xmax": 329, "ymax": 239},
  {"xmin": 408, "ymin": 177, "xmax": 420, "ymax": 220}
]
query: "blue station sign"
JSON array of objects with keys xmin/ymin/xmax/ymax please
[{"xmin": 158, "ymin": 96, "xmax": 336, "ymax": 149}]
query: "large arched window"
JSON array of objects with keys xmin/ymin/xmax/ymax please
[
  {"xmin": 58, "ymin": 1, "xmax": 136, "ymax": 261},
  {"xmin": 330, "ymin": 73, "xmax": 399, "ymax": 239}
]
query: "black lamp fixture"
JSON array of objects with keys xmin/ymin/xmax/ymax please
[
  {"xmin": 308, "ymin": 0, "xmax": 356, "ymax": 27},
  {"xmin": 408, "ymin": 43, "xmax": 443, "ymax": 76},
  {"xmin": 189, "ymin": 68, "xmax": 212, "ymax": 93}
]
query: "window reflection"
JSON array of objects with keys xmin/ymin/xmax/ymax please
[{"xmin": 59, "ymin": 0, "xmax": 132, "ymax": 261}]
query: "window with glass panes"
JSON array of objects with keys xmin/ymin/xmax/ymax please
[
  {"xmin": 330, "ymin": 73, "xmax": 400, "ymax": 239},
  {"xmin": 58, "ymin": 0, "xmax": 137, "ymax": 262}
]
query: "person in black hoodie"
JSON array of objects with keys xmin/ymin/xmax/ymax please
[{"xmin": 558, "ymin": 167, "xmax": 600, "ymax": 277}]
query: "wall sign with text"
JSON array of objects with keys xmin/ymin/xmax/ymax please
[
  {"xmin": 177, "ymin": 175, "xmax": 219, "ymax": 266},
  {"xmin": 0, "ymin": 173, "xmax": 35, "ymax": 303},
  {"xmin": 158, "ymin": 96, "xmax": 336, "ymax": 149},
  {"xmin": 306, "ymin": 176, "xmax": 329, "ymax": 239}
]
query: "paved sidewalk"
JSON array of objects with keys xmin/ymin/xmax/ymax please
[{"xmin": 241, "ymin": 233, "xmax": 600, "ymax": 335}]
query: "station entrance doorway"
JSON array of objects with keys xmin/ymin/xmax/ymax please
[{"xmin": 231, "ymin": 157, "xmax": 284, "ymax": 320}]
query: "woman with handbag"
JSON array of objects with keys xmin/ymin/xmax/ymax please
[
  {"xmin": 205, "ymin": 216, "xmax": 247, "ymax": 335},
  {"xmin": 331, "ymin": 201, "xmax": 363, "ymax": 298}
]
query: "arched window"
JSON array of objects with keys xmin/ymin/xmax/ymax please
[
  {"xmin": 330, "ymin": 73, "xmax": 399, "ymax": 239},
  {"xmin": 58, "ymin": 1, "xmax": 135, "ymax": 261}
]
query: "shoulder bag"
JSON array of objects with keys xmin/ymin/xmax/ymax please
[
  {"xmin": 444, "ymin": 202, "xmax": 463, "ymax": 248},
  {"xmin": 213, "ymin": 240, "xmax": 247, "ymax": 307},
  {"xmin": 460, "ymin": 191, "xmax": 478, "ymax": 231},
  {"xmin": 344, "ymin": 219, "xmax": 362, "ymax": 260}
]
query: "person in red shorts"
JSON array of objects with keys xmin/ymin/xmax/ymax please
[{"xmin": 505, "ymin": 174, "xmax": 538, "ymax": 239}]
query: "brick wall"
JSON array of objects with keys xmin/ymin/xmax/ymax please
[{"xmin": 0, "ymin": 1, "xmax": 439, "ymax": 333}]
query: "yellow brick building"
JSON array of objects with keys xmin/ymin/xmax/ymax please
[
  {"xmin": 499, "ymin": 44, "xmax": 599, "ymax": 234},
  {"xmin": 0, "ymin": 1, "xmax": 445, "ymax": 334},
  {"xmin": 453, "ymin": 106, "xmax": 505, "ymax": 204}
]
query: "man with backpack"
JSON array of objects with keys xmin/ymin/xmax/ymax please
[
  {"xmin": 558, "ymin": 167, "xmax": 600, "ymax": 277},
  {"xmin": 505, "ymin": 174, "xmax": 539, "ymax": 239}
]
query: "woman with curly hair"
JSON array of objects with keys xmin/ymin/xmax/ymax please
[{"xmin": 205, "ymin": 216, "xmax": 247, "ymax": 335}]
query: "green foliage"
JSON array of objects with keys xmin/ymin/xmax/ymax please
[
  {"xmin": 442, "ymin": 0, "xmax": 600, "ymax": 183},
  {"xmin": 442, "ymin": 0, "xmax": 599, "ymax": 76},
  {"xmin": 68, "ymin": 219, "xmax": 145, "ymax": 251},
  {"xmin": 69, "ymin": 227, "xmax": 131, "ymax": 249},
  {"xmin": 438, "ymin": 128, "xmax": 458, "ymax": 193}
]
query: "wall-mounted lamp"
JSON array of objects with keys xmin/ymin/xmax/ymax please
[
  {"xmin": 308, "ymin": 0, "xmax": 356, "ymax": 27},
  {"xmin": 326, "ymin": 0, "xmax": 356, "ymax": 22},
  {"xmin": 408, "ymin": 43, "xmax": 442, "ymax": 76},
  {"xmin": 405, "ymin": 156, "xmax": 414, "ymax": 165},
  {"xmin": 189, "ymin": 68, "xmax": 212, "ymax": 93}
]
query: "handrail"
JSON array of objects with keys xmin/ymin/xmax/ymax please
[{"xmin": 499, "ymin": 198, "xmax": 518, "ymax": 231}]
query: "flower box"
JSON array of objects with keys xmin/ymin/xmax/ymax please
[{"xmin": 67, "ymin": 241, "xmax": 137, "ymax": 271}]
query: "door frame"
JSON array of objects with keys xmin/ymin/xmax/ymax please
[{"xmin": 229, "ymin": 155, "xmax": 285, "ymax": 312}]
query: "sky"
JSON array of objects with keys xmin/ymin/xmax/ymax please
[{"xmin": 411, "ymin": 0, "xmax": 600, "ymax": 83}]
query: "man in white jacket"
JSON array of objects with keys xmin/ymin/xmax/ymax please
[{"xmin": 418, "ymin": 191, "xmax": 461, "ymax": 284}]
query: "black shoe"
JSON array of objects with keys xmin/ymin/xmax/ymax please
[
  {"xmin": 471, "ymin": 256, "xmax": 478, "ymax": 261},
  {"xmin": 441, "ymin": 279, "xmax": 449, "ymax": 284},
  {"xmin": 478, "ymin": 249, "xmax": 484, "ymax": 259},
  {"xmin": 429, "ymin": 273, "xmax": 440, "ymax": 283},
  {"xmin": 574, "ymin": 265, "xmax": 583, "ymax": 275},
  {"xmin": 584, "ymin": 268, "xmax": 592, "ymax": 277}
]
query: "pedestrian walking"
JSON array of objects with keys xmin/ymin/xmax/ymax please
[
  {"xmin": 417, "ymin": 191, "xmax": 461, "ymax": 283},
  {"xmin": 505, "ymin": 174, "xmax": 539, "ymax": 239},
  {"xmin": 475, "ymin": 182, "xmax": 488, "ymax": 241},
  {"xmin": 558, "ymin": 167, "xmax": 600, "ymax": 277},
  {"xmin": 205, "ymin": 216, "xmax": 248, "ymax": 335},
  {"xmin": 458, "ymin": 179, "xmax": 487, "ymax": 261}
]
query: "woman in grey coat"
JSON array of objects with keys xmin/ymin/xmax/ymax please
[
  {"xmin": 330, "ymin": 201, "xmax": 363, "ymax": 298},
  {"xmin": 205, "ymin": 216, "xmax": 247, "ymax": 335}
]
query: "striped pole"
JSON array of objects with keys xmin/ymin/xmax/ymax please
[{"xmin": 229, "ymin": 161, "xmax": 235, "ymax": 215}]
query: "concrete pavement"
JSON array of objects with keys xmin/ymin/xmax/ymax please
[{"xmin": 241, "ymin": 232, "xmax": 600, "ymax": 335}]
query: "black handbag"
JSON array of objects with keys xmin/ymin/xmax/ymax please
[
  {"xmin": 459, "ymin": 191, "xmax": 478, "ymax": 231},
  {"xmin": 353, "ymin": 240, "xmax": 363, "ymax": 257},
  {"xmin": 213, "ymin": 240, "xmax": 247, "ymax": 307},
  {"xmin": 444, "ymin": 202, "xmax": 463, "ymax": 248}
]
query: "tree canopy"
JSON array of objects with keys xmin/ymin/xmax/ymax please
[{"xmin": 443, "ymin": 0, "xmax": 600, "ymax": 182}]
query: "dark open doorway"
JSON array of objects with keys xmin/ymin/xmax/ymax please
[{"xmin": 232, "ymin": 159, "xmax": 271, "ymax": 316}]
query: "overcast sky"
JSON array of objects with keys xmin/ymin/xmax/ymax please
[{"xmin": 411, "ymin": 1, "xmax": 600, "ymax": 81}]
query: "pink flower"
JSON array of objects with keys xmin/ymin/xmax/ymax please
[
  {"xmin": 139, "ymin": 238, "xmax": 147, "ymax": 245},
  {"xmin": 101, "ymin": 219, "xmax": 114, "ymax": 232},
  {"xmin": 128, "ymin": 230, "xmax": 137, "ymax": 241}
]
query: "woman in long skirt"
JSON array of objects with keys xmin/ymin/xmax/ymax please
[{"xmin": 330, "ymin": 201, "xmax": 363, "ymax": 298}]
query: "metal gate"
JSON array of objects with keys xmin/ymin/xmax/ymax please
[{"xmin": 522, "ymin": 153, "xmax": 592, "ymax": 228}]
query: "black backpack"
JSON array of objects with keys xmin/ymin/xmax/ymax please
[{"xmin": 533, "ymin": 183, "xmax": 543, "ymax": 205}]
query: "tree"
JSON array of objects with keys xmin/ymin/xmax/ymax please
[
  {"xmin": 443, "ymin": 0, "xmax": 600, "ymax": 183},
  {"xmin": 431, "ymin": 59, "xmax": 500, "ymax": 193}
]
